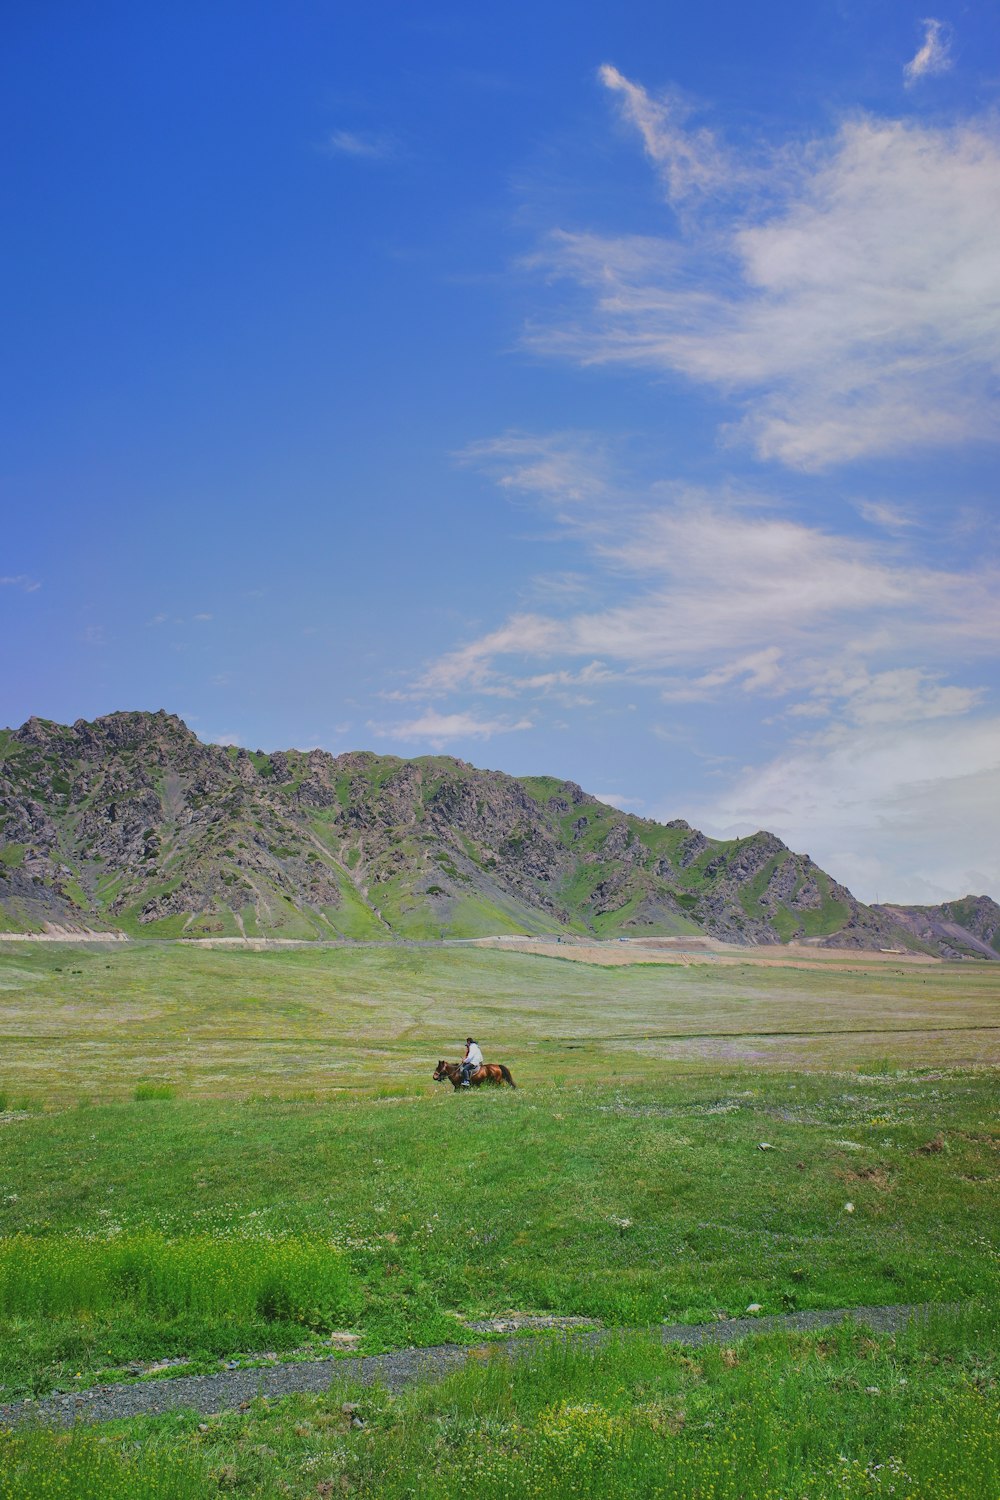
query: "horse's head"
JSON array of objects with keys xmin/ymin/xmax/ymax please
[{"xmin": 432, "ymin": 1060, "xmax": 452, "ymax": 1083}]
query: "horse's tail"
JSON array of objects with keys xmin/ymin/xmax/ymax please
[{"xmin": 499, "ymin": 1064, "xmax": 517, "ymax": 1089}]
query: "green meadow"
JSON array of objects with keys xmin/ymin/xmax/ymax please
[{"xmin": 0, "ymin": 939, "xmax": 998, "ymax": 1495}]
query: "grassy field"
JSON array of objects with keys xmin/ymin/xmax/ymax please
[
  {"xmin": 0, "ymin": 939, "xmax": 997, "ymax": 1100},
  {"xmin": 0, "ymin": 939, "xmax": 997, "ymax": 1495}
]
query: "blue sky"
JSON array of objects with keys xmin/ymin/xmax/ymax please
[{"xmin": 2, "ymin": 2, "xmax": 998, "ymax": 903}]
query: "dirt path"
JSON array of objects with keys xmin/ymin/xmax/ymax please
[{"xmin": 0, "ymin": 1303, "xmax": 941, "ymax": 1430}]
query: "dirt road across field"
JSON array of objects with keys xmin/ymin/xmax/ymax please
[{"xmin": 0, "ymin": 1304, "xmax": 942, "ymax": 1430}]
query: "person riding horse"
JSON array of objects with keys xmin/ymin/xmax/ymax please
[
  {"xmin": 460, "ymin": 1036, "xmax": 483, "ymax": 1088},
  {"xmin": 433, "ymin": 1057, "xmax": 516, "ymax": 1088}
]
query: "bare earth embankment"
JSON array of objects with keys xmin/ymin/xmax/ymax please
[{"xmin": 471, "ymin": 934, "xmax": 938, "ymax": 970}]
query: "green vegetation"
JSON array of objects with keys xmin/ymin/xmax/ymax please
[
  {"xmin": 0, "ymin": 941, "xmax": 997, "ymax": 1399},
  {"xmin": 0, "ymin": 1229, "xmax": 357, "ymax": 1324},
  {"xmin": 0, "ymin": 1428, "xmax": 205, "ymax": 1499},
  {"xmin": 3, "ymin": 1310, "xmax": 998, "ymax": 1497},
  {"xmin": 0, "ymin": 941, "xmax": 998, "ymax": 1102},
  {"xmin": 0, "ymin": 940, "xmax": 996, "ymax": 1493},
  {"xmin": 1, "ymin": 1066, "xmax": 997, "ymax": 1401},
  {"xmin": 133, "ymin": 1082, "xmax": 176, "ymax": 1100}
]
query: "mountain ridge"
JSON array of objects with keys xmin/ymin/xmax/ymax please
[{"xmin": 0, "ymin": 709, "xmax": 995, "ymax": 958}]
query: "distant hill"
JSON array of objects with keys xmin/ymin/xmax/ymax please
[
  {"xmin": 0, "ymin": 710, "xmax": 992, "ymax": 956},
  {"xmin": 874, "ymin": 896, "xmax": 1000, "ymax": 962}
]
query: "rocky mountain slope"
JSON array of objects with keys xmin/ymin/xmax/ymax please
[
  {"xmin": 0, "ymin": 710, "xmax": 989, "ymax": 954},
  {"xmin": 874, "ymin": 896, "xmax": 1000, "ymax": 961}
]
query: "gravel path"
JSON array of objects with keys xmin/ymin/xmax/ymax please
[{"xmin": 0, "ymin": 1303, "xmax": 943, "ymax": 1430}]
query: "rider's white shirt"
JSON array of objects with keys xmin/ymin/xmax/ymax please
[{"xmin": 466, "ymin": 1044, "xmax": 483, "ymax": 1067}]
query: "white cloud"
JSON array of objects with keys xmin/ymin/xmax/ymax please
[
  {"xmin": 791, "ymin": 665, "xmax": 982, "ymax": 727},
  {"xmin": 407, "ymin": 447, "xmax": 996, "ymax": 907},
  {"xmin": 592, "ymin": 791, "xmax": 644, "ymax": 809},
  {"xmin": 0, "ymin": 574, "xmax": 40, "ymax": 592},
  {"xmin": 524, "ymin": 572, "xmax": 595, "ymax": 608},
  {"xmin": 855, "ymin": 500, "xmax": 917, "ymax": 532},
  {"xmin": 81, "ymin": 625, "xmax": 107, "ymax": 646},
  {"xmin": 367, "ymin": 709, "xmax": 533, "ymax": 750},
  {"xmin": 529, "ymin": 74, "xmax": 1000, "ymax": 468},
  {"xmin": 904, "ymin": 19, "xmax": 952, "ymax": 85},
  {"xmin": 417, "ymin": 615, "xmax": 566, "ymax": 696},
  {"xmin": 324, "ymin": 129, "xmax": 397, "ymax": 160},
  {"xmin": 208, "ymin": 731, "xmax": 242, "ymax": 747},
  {"xmin": 691, "ymin": 714, "xmax": 1000, "ymax": 904},
  {"xmin": 457, "ymin": 431, "xmax": 613, "ymax": 508},
  {"xmin": 149, "ymin": 611, "xmax": 214, "ymax": 626},
  {"xmin": 416, "ymin": 457, "xmax": 999, "ymax": 700},
  {"xmin": 660, "ymin": 648, "xmax": 786, "ymax": 702},
  {"xmin": 598, "ymin": 64, "xmax": 730, "ymax": 202}
]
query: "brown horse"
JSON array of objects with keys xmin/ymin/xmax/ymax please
[{"xmin": 433, "ymin": 1060, "xmax": 517, "ymax": 1090}]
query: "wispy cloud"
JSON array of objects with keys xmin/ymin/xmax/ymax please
[
  {"xmin": 409, "ymin": 436, "xmax": 997, "ymax": 747},
  {"xmin": 598, "ymin": 64, "xmax": 730, "ymax": 202},
  {"xmin": 367, "ymin": 709, "xmax": 533, "ymax": 750},
  {"xmin": 855, "ymin": 500, "xmax": 917, "ymax": 532},
  {"xmin": 324, "ymin": 128, "xmax": 397, "ymax": 161},
  {"xmin": 81, "ymin": 625, "xmax": 107, "ymax": 646},
  {"xmin": 523, "ymin": 571, "xmax": 595, "ymax": 607},
  {"xmin": 0, "ymin": 574, "xmax": 40, "ymax": 593},
  {"xmin": 904, "ymin": 18, "xmax": 952, "ymax": 85},
  {"xmin": 592, "ymin": 791, "xmax": 644, "ymax": 809},
  {"xmin": 457, "ymin": 431, "xmax": 613, "ymax": 508},
  {"xmin": 527, "ymin": 70, "xmax": 1000, "ymax": 469},
  {"xmin": 786, "ymin": 665, "xmax": 982, "ymax": 727},
  {"xmin": 660, "ymin": 647, "xmax": 786, "ymax": 703},
  {"xmin": 148, "ymin": 610, "xmax": 215, "ymax": 626}
]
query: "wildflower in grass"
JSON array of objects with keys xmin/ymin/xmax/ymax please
[{"xmin": 537, "ymin": 1399, "xmax": 627, "ymax": 1459}]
